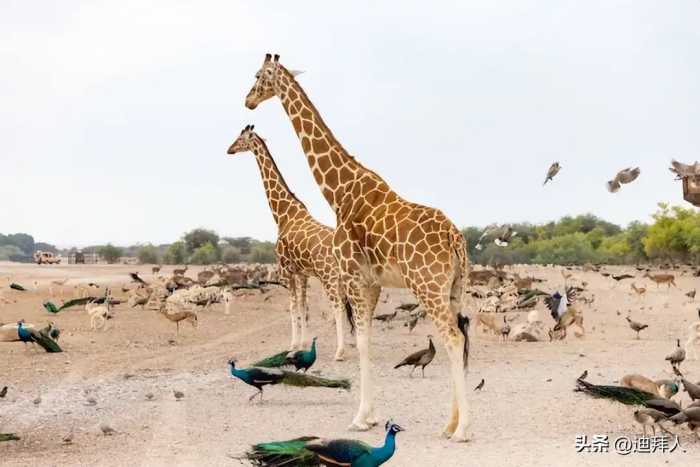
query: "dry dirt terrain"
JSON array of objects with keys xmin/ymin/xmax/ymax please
[{"xmin": 1, "ymin": 262, "xmax": 700, "ymax": 466}]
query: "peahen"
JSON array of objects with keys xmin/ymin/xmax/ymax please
[
  {"xmin": 228, "ymin": 359, "xmax": 350, "ymax": 402},
  {"xmin": 14, "ymin": 321, "xmax": 62, "ymax": 353},
  {"xmin": 244, "ymin": 420, "xmax": 404, "ymax": 466}
]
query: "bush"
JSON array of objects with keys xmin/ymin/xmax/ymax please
[
  {"xmin": 98, "ymin": 244, "xmax": 123, "ymax": 264},
  {"xmin": 189, "ymin": 242, "xmax": 219, "ymax": 265},
  {"xmin": 250, "ymin": 244, "xmax": 276, "ymax": 264},
  {"xmin": 138, "ymin": 244, "xmax": 160, "ymax": 264},
  {"xmin": 221, "ymin": 246, "xmax": 242, "ymax": 264},
  {"xmin": 163, "ymin": 241, "xmax": 187, "ymax": 265},
  {"xmin": 184, "ymin": 229, "xmax": 219, "ymax": 252}
]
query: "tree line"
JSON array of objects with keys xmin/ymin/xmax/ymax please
[
  {"xmin": 463, "ymin": 204, "xmax": 700, "ymax": 266},
  {"xmin": 6, "ymin": 203, "xmax": 700, "ymax": 266}
]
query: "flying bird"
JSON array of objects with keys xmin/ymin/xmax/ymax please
[
  {"xmin": 494, "ymin": 226, "xmax": 518, "ymax": 247},
  {"xmin": 607, "ymin": 167, "xmax": 640, "ymax": 193},
  {"xmin": 543, "ymin": 162, "xmax": 561, "ymax": 185}
]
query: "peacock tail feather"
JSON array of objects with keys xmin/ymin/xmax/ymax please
[
  {"xmin": 253, "ymin": 351, "xmax": 291, "ymax": 368},
  {"xmin": 32, "ymin": 331, "xmax": 62, "ymax": 353},
  {"xmin": 0, "ymin": 433, "xmax": 20, "ymax": 442},
  {"xmin": 280, "ymin": 371, "xmax": 351, "ymax": 390},
  {"xmin": 245, "ymin": 437, "xmax": 319, "ymax": 466},
  {"xmin": 576, "ymin": 379, "xmax": 656, "ymax": 405},
  {"xmin": 44, "ymin": 297, "xmax": 99, "ymax": 314}
]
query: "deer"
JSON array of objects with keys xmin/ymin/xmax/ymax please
[{"xmin": 643, "ymin": 272, "xmax": 676, "ymax": 289}]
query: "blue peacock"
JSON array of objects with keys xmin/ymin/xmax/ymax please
[
  {"xmin": 244, "ymin": 420, "xmax": 404, "ymax": 466},
  {"xmin": 253, "ymin": 337, "xmax": 318, "ymax": 372},
  {"xmin": 228, "ymin": 357, "xmax": 349, "ymax": 402},
  {"xmin": 15, "ymin": 321, "xmax": 62, "ymax": 353}
]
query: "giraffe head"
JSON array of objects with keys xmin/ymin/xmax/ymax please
[
  {"xmin": 245, "ymin": 53, "xmax": 301, "ymax": 109},
  {"xmin": 227, "ymin": 124, "xmax": 259, "ymax": 155}
]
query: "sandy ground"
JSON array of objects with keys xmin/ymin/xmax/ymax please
[{"xmin": 1, "ymin": 262, "xmax": 700, "ymax": 466}]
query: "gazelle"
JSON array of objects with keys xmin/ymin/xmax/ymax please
[{"xmin": 643, "ymin": 272, "xmax": 676, "ymax": 289}]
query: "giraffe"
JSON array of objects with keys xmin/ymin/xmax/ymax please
[
  {"xmin": 244, "ymin": 54, "xmax": 472, "ymax": 441},
  {"xmin": 227, "ymin": 124, "xmax": 351, "ymax": 360}
]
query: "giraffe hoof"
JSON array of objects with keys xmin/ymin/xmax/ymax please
[
  {"xmin": 365, "ymin": 415, "xmax": 379, "ymax": 427},
  {"xmin": 450, "ymin": 427, "xmax": 472, "ymax": 443},
  {"xmin": 348, "ymin": 421, "xmax": 371, "ymax": 432},
  {"xmin": 334, "ymin": 353, "xmax": 345, "ymax": 362}
]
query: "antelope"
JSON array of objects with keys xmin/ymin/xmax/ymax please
[
  {"xmin": 644, "ymin": 272, "xmax": 676, "ymax": 289},
  {"xmin": 630, "ymin": 283, "xmax": 647, "ymax": 298}
]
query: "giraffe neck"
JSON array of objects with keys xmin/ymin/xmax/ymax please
[
  {"xmin": 249, "ymin": 138, "xmax": 307, "ymax": 228},
  {"xmin": 276, "ymin": 68, "xmax": 386, "ymax": 213}
]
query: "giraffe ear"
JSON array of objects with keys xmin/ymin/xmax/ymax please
[{"xmin": 289, "ymin": 70, "xmax": 305, "ymax": 77}]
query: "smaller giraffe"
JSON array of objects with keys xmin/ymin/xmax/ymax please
[{"xmin": 227, "ymin": 125, "xmax": 351, "ymax": 360}]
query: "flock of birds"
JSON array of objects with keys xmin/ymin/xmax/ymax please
[{"xmin": 2, "ymin": 261, "xmax": 700, "ymax": 463}]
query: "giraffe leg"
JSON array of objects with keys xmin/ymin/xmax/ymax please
[
  {"xmin": 297, "ymin": 275, "xmax": 309, "ymax": 349},
  {"xmin": 287, "ymin": 274, "xmax": 300, "ymax": 350},
  {"xmin": 319, "ymin": 277, "xmax": 346, "ymax": 361},
  {"xmin": 347, "ymin": 283, "xmax": 380, "ymax": 431}
]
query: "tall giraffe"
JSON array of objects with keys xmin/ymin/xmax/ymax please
[
  {"xmin": 244, "ymin": 54, "xmax": 472, "ymax": 441},
  {"xmin": 227, "ymin": 124, "xmax": 350, "ymax": 361}
]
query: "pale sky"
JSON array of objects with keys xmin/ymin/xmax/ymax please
[{"xmin": 2, "ymin": 1, "xmax": 699, "ymax": 247}]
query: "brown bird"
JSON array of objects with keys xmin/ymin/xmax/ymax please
[
  {"xmin": 0, "ymin": 386, "xmax": 7, "ymax": 398},
  {"xmin": 607, "ymin": 167, "xmax": 641, "ymax": 193},
  {"xmin": 394, "ymin": 336, "xmax": 436, "ymax": 378},
  {"xmin": 626, "ymin": 316, "xmax": 648, "ymax": 339},
  {"xmin": 158, "ymin": 304, "xmax": 198, "ymax": 336},
  {"xmin": 474, "ymin": 378, "xmax": 485, "ymax": 391},
  {"xmin": 395, "ymin": 303, "xmax": 419, "ymax": 313},
  {"xmin": 681, "ymin": 379, "xmax": 700, "ymax": 401},
  {"xmin": 687, "ymin": 289, "xmax": 696, "ymax": 300},
  {"xmin": 633, "ymin": 409, "xmax": 668, "ymax": 436},
  {"xmin": 665, "ymin": 339, "xmax": 686, "ymax": 369},
  {"xmin": 405, "ymin": 315, "xmax": 419, "ymax": 333},
  {"xmin": 543, "ymin": 162, "xmax": 561, "ymax": 185}
]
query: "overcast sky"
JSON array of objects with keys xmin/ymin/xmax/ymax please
[{"xmin": 2, "ymin": 1, "xmax": 699, "ymax": 247}]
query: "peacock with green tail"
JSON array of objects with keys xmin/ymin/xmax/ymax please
[
  {"xmin": 575, "ymin": 376, "xmax": 682, "ymax": 415},
  {"xmin": 244, "ymin": 420, "xmax": 404, "ymax": 466},
  {"xmin": 252, "ymin": 337, "xmax": 318, "ymax": 372},
  {"xmin": 228, "ymin": 358, "xmax": 349, "ymax": 402}
]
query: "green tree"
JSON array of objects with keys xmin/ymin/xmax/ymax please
[
  {"xmin": 163, "ymin": 241, "xmax": 187, "ymax": 265},
  {"xmin": 189, "ymin": 242, "xmax": 219, "ymax": 265},
  {"xmin": 184, "ymin": 229, "xmax": 219, "ymax": 253},
  {"xmin": 250, "ymin": 243, "xmax": 276, "ymax": 264},
  {"xmin": 137, "ymin": 244, "xmax": 160, "ymax": 264},
  {"xmin": 98, "ymin": 244, "xmax": 123, "ymax": 264}
]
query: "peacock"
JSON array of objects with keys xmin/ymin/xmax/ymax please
[
  {"xmin": 1, "ymin": 321, "xmax": 63, "ymax": 353},
  {"xmin": 0, "ymin": 433, "xmax": 20, "ymax": 442},
  {"xmin": 575, "ymin": 378, "xmax": 681, "ymax": 415},
  {"xmin": 244, "ymin": 420, "xmax": 404, "ymax": 466},
  {"xmin": 43, "ymin": 296, "xmax": 98, "ymax": 313},
  {"xmin": 253, "ymin": 338, "xmax": 318, "ymax": 372},
  {"xmin": 285, "ymin": 337, "xmax": 317, "ymax": 372},
  {"xmin": 228, "ymin": 358, "xmax": 350, "ymax": 402}
]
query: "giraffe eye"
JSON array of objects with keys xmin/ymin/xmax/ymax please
[{"xmin": 255, "ymin": 72, "xmax": 260, "ymax": 79}]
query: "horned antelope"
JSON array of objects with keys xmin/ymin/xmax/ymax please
[{"xmin": 643, "ymin": 272, "xmax": 676, "ymax": 289}]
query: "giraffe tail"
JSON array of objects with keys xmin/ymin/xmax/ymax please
[
  {"xmin": 451, "ymin": 227, "xmax": 471, "ymax": 368},
  {"xmin": 344, "ymin": 298, "xmax": 356, "ymax": 335}
]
